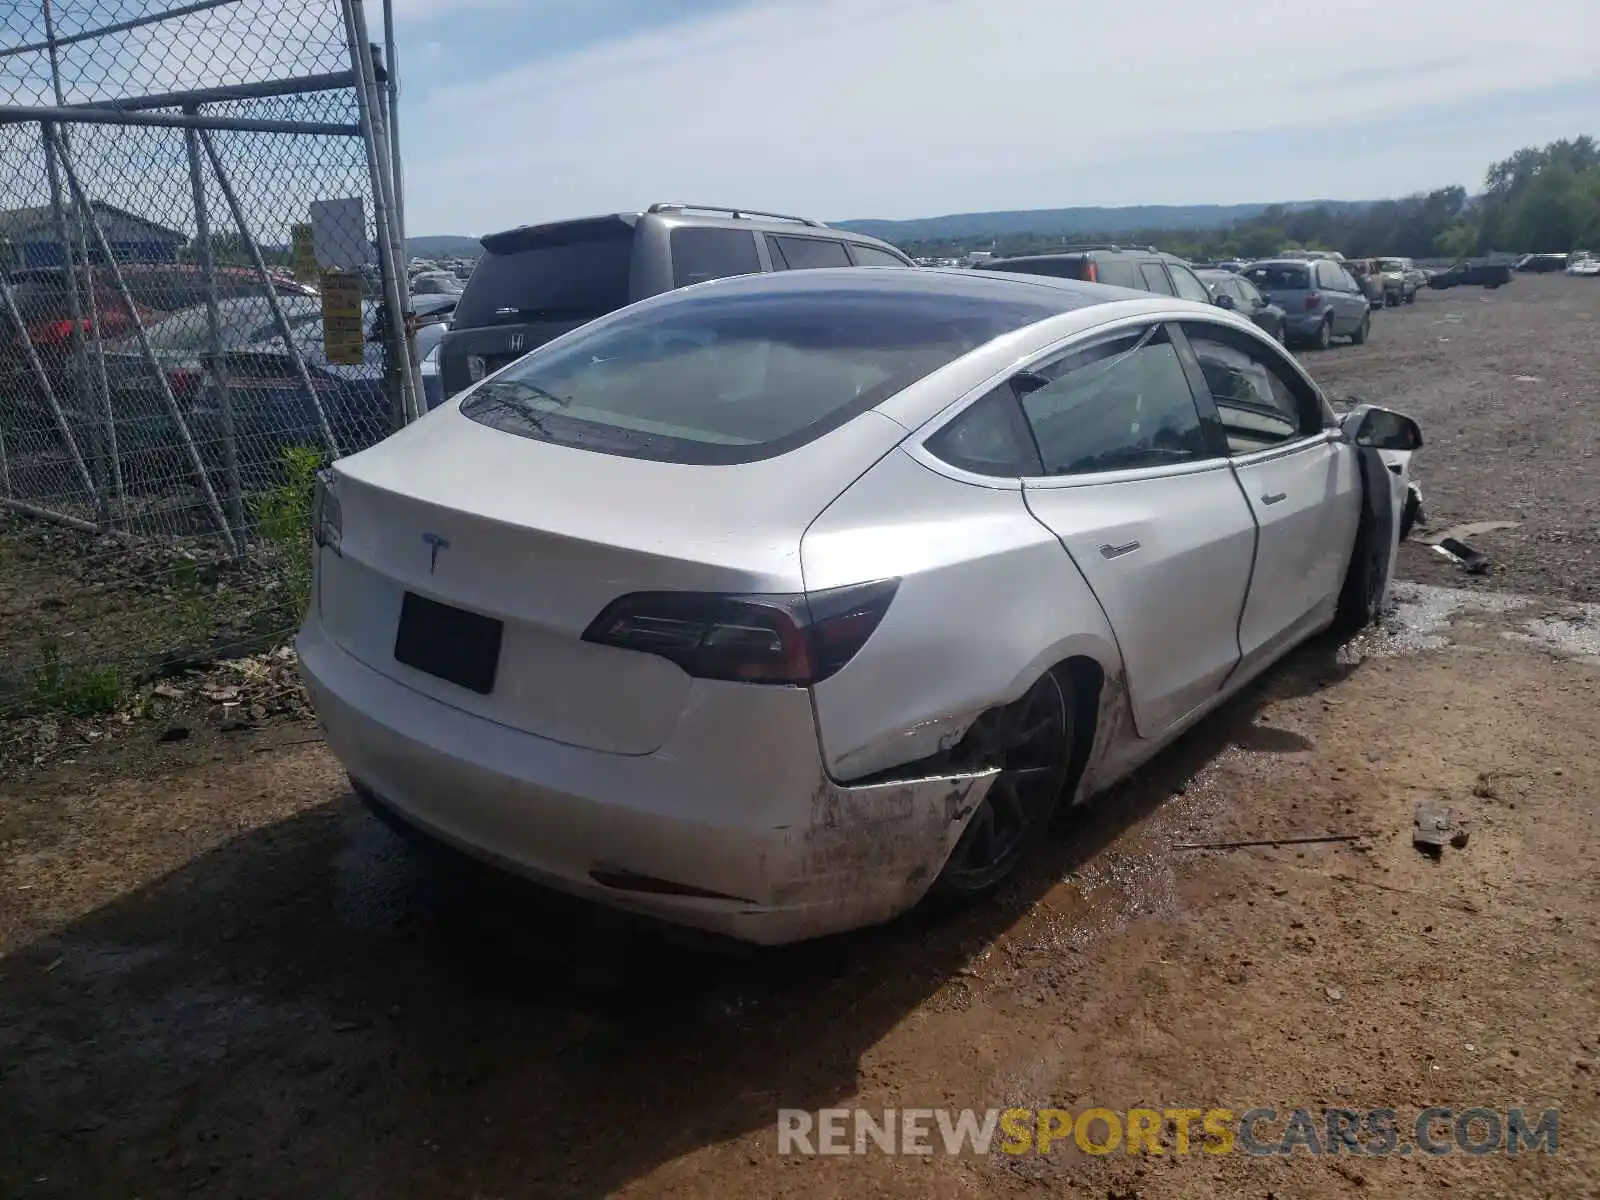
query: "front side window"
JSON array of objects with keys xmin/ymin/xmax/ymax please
[
  {"xmin": 1138, "ymin": 263, "xmax": 1176, "ymax": 295},
  {"xmin": 767, "ymin": 236, "xmax": 852, "ymax": 270},
  {"xmin": 670, "ymin": 227, "xmax": 762, "ymax": 288},
  {"xmin": 461, "ymin": 283, "xmax": 1061, "ymax": 464},
  {"xmin": 1169, "ymin": 264, "xmax": 1213, "ymax": 303},
  {"xmin": 1016, "ymin": 326, "xmax": 1209, "ymax": 476},
  {"xmin": 1182, "ymin": 322, "xmax": 1322, "ymax": 453},
  {"xmin": 1235, "ymin": 278, "xmax": 1266, "ymax": 307}
]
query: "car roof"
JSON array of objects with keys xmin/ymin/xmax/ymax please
[
  {"xmin": 658, "ymin": 263, "xmax": 1145, "ymax": 315},
  {"xmin": 1245, "ymin": 259, "xmax": 1315, "ymax": 269},
  {"xmin": 478, "ymin": 208, "xmax": 905, "ymax": 253}
]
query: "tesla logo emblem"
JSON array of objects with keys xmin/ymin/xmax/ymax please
[
  {"xmin": 508, "ymin": 333, "xmax": 525, "ymax": 353},
  {"xmin": 422, "ymin": 532, "xmax": 450, "ymax": 573}
]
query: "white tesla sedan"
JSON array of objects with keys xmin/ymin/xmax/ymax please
[{"xmin": 298, "ymin": 268, "xmax": 1421, "ymax": 945}]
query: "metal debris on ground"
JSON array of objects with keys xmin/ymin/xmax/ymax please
[
  {"xmin": 1413, "ymin": 802, "xmax": 1469, "ymax": 857},
  {"xmin": 1421, "ymin": 521, "xmax": 1520, "ymax": 547},
  {"xmin": 1433, "ymin": 537, "xmax": 1492, "ymax": 575}
]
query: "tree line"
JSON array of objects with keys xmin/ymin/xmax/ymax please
[{"xmin": 903, "ymin": 137, "xmax": 1600, "ymax": 263}]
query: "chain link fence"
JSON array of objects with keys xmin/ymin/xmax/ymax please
[{"xmin": 0, "ymin": 0, "xmax": 414, "ymax": 723}]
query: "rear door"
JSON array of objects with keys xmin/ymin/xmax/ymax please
[
  {"xmin": 438, "ymin": 216, "xmax": 637, "ymax": 399},
  {"xmin": 1013, "ymin": 322, "xmax": 1256, "ymax": 736},
  {"xmin": 1178, "ymin": 320, "xmax": 1360, "ymax": 664}
]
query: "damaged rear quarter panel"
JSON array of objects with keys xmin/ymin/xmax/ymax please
[
  {"xmin": 801, "ymin": 447, "xmax": 1123, "ymax": 782},
  {"xmin": 770, "ymin": 768, "xmax": 999, "ymax": 909}
]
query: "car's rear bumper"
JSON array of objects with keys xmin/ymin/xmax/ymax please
[{"xmin": 296, "ymin": 616, "xmax": 994, "ymax": 945}]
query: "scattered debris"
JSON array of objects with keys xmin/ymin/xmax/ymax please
[
  {"xmin": 1325, "ymin": 986, "xmax": 1344, "ymax": 1002},
  {"xmin": 1173, "ymin": 833, "xmax": 1374, "ymax": 851},
  {"xmin": 1433, "ymin": 537, "xmax": 1492, "ymax": 575},
  {"xmin": 1413, "ymin": 802, "xmax": 1469, "ymax": 857},
  {"xmin": 157, "ymin": 726, "xmax": 190, "ymax": 744},
  {"xmin": 1512, "ymin": 374, "xmax": 1542, "ymax": 382}
]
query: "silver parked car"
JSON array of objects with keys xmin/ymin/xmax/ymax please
[
  {"xmin": 298, "ymin": 268, "xmax": 1421, "ymax": 945},
  {"xmin": 1242, "ymin": 258, "xmax": 1373, "ymax": 348}
]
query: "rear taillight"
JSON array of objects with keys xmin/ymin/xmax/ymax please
[
  {"xmin": 1304, "ymin": 293, "xmax": 1323, "ymax": 311},
  {"xmin": 165, "ymin": 369, "xmax": 201, "ymax": 399},
  {"xmin": 313, "ymin": 468, "xmax": 342, "ymax": 556},
  {"xmin": 582, "ymin": 579, "xmax": 899, "ymax": 686},
  {"xmin": 1083, "ymin": 262, "xmax": 1098, "ymax": 283},
  {"xmin": 28, "ymin": 318, "xmax": 84, "ymax": 346}
]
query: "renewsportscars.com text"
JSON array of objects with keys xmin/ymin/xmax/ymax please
[{"xmin": 777, "ymin": 1106, "xmax": 1559, "ymax": 1157}]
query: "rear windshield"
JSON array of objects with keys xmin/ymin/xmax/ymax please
[
  {"xmin": 460, "ymin": 284, "xmax": 1055, "ymax": 464},
  {"xmin": 453, "ymin": 226, "xmax": 635, "ymax": 328},
  {"xmin": 982, "ymin": 258, "xmax": 1088, "ymax": 281},
  {"xmin": 1243, "ymin": 264, "xmax": 1310, "ymax": 290}
]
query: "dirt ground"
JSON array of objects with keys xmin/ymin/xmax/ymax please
[{"xmin": 2, "ymin": 274, "xmax": 1598, "ymax": 1200}]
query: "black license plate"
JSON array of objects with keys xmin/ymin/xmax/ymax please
[{"xmin": 394, "ymin": 592, "xmax": 503, "ymax": 695}]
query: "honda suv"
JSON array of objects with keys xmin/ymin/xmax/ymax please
[
  {"xmin": 972, "ymin": 244, "xmax": 1216, "ymax": 305},
  {"xmin": 437, "ymin": 204, "xmax": 915, "ymax": 400}
]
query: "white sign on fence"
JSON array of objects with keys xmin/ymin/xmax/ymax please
[{"xmin": 309, "ymin": 196, "xmax": 371, "ymax": 270}]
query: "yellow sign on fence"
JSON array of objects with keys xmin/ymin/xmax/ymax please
[
  {"xmin": 290, "ymin": 223, "xmax": 317, "ymax": 282},
  {"xmin": 320, "ymin": 271, "xmax": 365, "ymax": 365}
]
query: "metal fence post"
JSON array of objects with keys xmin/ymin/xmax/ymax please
[
  {"xmin": 183, "ymin": 108, "xmax": 245, "ymax": 547},
  {"xmin": 48, "ymin": 126, "xmax": 238, "ymax": 555},
  {"xmin": 343, "ymin": 0, "xmax": 420, "ymax": 427},
  {"xmin": 197, "ymin": 129, "xmax": 340, "ymax": 459}
]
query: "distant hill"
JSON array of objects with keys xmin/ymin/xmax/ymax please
[
  {"xmin": 406, "ymin": 234, "xmax": 482, "ymax": 259},
  {"xmin": 833, "ymin": 201, "xmax": 1368, "ymax": 243}
]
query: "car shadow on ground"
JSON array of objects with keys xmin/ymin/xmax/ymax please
[{"xmin": 0, "ymin": 635, "xmax": 1357, "ymax": 1200}]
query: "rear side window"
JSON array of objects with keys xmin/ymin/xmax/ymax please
[
  {"xmin": 1243, "ymin": 264, "xmax": 1310, "ymax": 291},
  {"xmin": 767, "ymin": 236, "xmax": 852, "ymax": 270},
  {"xmin": 670, "ymin": 227, "xmax": 761, "ymax": 288},
  {"xmin": 454, "ymin": 225, "xmax": 635, "ymax": 327},
  {"xmin": 849, "ymin": 243, "xmax": 911, "ymax": 267},
  {"xmin": 461, "ymin": 284, "xmax": 1056, "ymax": 464},
  {"xmin": 1169, "ymin": 264, "xmax": 1212, "ymax": 303},
  {"xmin": 1016, "ymin": 326, "xmax": 1209, "ymax": 475},
  {"xmin": 1138, "ymin": 263, "xmax": 1175, "ymax": 295},
  {"xmin": 1094, "ymin": 260, "xmax": 1137, "ymax": 288},
  {"xmin": 925, "ymin": 386, "xmax": 1041, "ymax": 477}
]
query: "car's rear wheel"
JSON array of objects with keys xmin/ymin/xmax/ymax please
[
  {"xmin": 933, "ymin": 672, "xmax": 1074, "ymax": 899},
  {"xmin": 1314, "ymin": 316, "xmax": 1333, "ymax": 350},
  {"xmin": 1351, "ymin": 313, "xmax": 1370, "ymax": 345}
]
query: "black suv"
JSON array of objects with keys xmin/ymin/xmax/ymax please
[
  {"xmin": 973, "ymin": 244, "xmax": 1215, "ymax": 304},
  {"xmin": 438, "ymin": 204, "xmax": 915, "ymax": 399}
]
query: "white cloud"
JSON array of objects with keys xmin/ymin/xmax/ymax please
[{"xmin": 400, "ymin": 0, "xmax": 1599, "ymax": 233}]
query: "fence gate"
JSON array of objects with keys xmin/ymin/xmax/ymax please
[{"xmin": 0, "ymin": 0, "xmax": 416, "ymax": 721}]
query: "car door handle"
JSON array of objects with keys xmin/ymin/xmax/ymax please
[
  {"xmin": 1261, "ymin": 492, "xmax": 1287, "ymax": 505},
  {"xmin": 1100, "ymin": 540, "xmax": 1141, "ymax": 560}
]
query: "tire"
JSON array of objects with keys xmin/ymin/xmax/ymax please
[
  {"xmin": 1334, "ymin": 449, "xmax": 1397, "ymax": 633},
  {"xmin": 932, "ymin": 671, "xmax": 1074, "ymax": 900},
  {"xmin": 1405, "ymin": 289, "xmax": 1417, "ymax": 305},
  {"xmin": 1399, "ymin": 485, "xmax": 1421, "ymax": 541},
  {"xmin": 1314, "ymin": 316, "xmax": 1333, "ymax": 350},
  {"xmin": 1350, "ymin": 313, "xmax": 1370, "ymax": 346}
]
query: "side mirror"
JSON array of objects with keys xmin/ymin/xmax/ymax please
[
  {"xmin": 1341, "ymin": 404, "xmax": 1423, "ymax": 450},
  {"xmin": 1213, "ymin": 292, "xmax": 1236, "ymax": 310}
]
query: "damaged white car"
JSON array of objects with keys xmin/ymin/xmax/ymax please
[{"xmin": 298, "ymin": 268, "xmax": 1421, "ymax": 945}]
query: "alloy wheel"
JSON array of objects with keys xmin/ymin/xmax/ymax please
[{"xmin": 939, "ymin": 673, "xmax": 1072, "ymax": 893}]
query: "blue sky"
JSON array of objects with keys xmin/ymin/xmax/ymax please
[{"xmin": 382, "ymin": 0, "xmax": 1597, "ymax": 234}]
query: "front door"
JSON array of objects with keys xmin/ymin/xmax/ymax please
[
  {"xmin": 1012, "ymin": 323, "xmax": 1256, "ymax": 736},
  {"xmin": 1180, "ymin": 321, "xmax": 1362, "ymax": 664}
]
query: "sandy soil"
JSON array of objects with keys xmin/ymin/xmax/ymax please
[{"xmin": 1, "ymin": 274, "xmax": 1598, "ymax": 1200}]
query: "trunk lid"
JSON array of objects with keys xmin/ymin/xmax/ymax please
[{"xmin": 317, "ymin": 406, "xmax": 905, "ymax": 754}]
